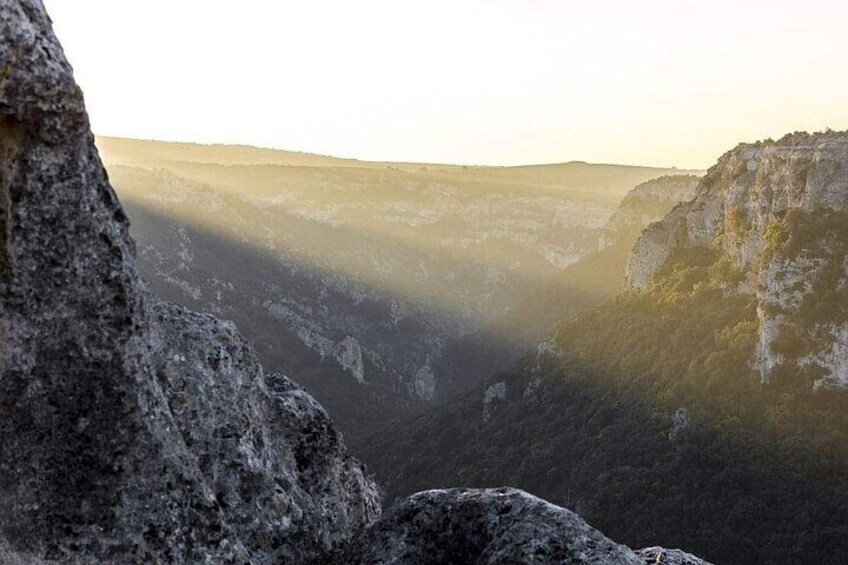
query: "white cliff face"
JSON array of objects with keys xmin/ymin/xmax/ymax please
[
  {"xmin": 263, "ymin": 299, "xmax": 369, "ymax": 384},
  {"xmin": 627, "ymin": 132, "xmax": 848, "ymax": 386},
  {"xmin": 335, "ymin": 335, "xmax": 366, "ymax": 384},
  {"xmin": 525, "ymin": 337, "xmax": 566, "ymax": 397},
  {"xmin": 806, "ymin": 325, "xmax": 848, "ymax": 390},
  {"xmin": 605, "ymin": 175, "xmax": 700, "ymax": 239},
  {"xmin": 482, "ymin": 381, "xmax": 508, "ymax": 422},
  {"xmin": 668, "ymin": 408, "xmax": 692, "ymax": 441},
  {"xmin": 625, "ymin": 204, "xmax": 691, "ymax": 290},
  {"xmin": 756, "ymin": 309, "xmax": 786, "ymax": 382},
  {"xmin": 411, "ymin": 358, "xmax": 437, "ymax": 401}
]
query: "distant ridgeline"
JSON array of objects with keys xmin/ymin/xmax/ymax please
[
  {"xmin": 99, "ymin": 136, "xmax": 696, "ymax": 441},
  {"xmin": 359, "ymin": 132, "xmax": 848, "ymax": 565}
]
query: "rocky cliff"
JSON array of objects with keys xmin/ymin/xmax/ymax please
[
  {"xmin": 334, "ymin": 489, "xmax": 709, "ymax": 565},
  {"xmin": 628, "ymin": 132, "xmax": 848, "ymax": 386},
  {"xmin": 604, "ymin": 175, "xmax": 700, "ymax": 238},
  {"xmin": 0, "ymin": 2, "xmax": 378, "ymax": 562},
  {"xmin": 98, "ymin": 140, "xmax": 627, "ymax": 443}
]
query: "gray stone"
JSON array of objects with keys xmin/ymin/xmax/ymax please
[
  {"xmin": 668, "ymin": 407, "xmax": 692, "ymax": 441},
  {"xmin": 481, "ymin": 381, "xmax": 507, "ymax": 422},
  {"xmin": 336, "ymin": 488, "xmax": 709, "ymax": 565},
  {"xmin": 637, "ymin": 546, "xmax": 711, "ymax": 565},
  {"xmin": 0, "ymin": 1, "xmax": 379, "ymax": 562},
  {"xmin": 605, "ymin": 175, "xmax": 700, "ymax": 239}
]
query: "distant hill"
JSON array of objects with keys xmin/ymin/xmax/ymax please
[
  {"xmin": 98, "ymin": 136, "xmax": 698, "ymax": 199},
  {"xmin": 101, "ymin": 137, "xmax": 694, "ymax": 440},
  {"xmin": 98, "ymin": 136, "xmax": 375, "ymax": 168}
]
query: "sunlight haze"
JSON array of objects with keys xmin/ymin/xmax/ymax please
[{"xmin": 44, "ymin": 0, "xmax": 848, "ymax": 169}]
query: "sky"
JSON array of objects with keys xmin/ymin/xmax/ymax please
[{"xmin": 44, "ymin": 0, "xmax": 848, "ymax": 169}]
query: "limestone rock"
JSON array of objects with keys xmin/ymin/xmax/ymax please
[
  {"xmin": 605, "ymin": 175, "xmax": 700, "ymax": 238},
  {"xmin": 335, "ymin": 488, "xmax": 711, "ymax": 565},
  {"xmin": 0, "ymin": 1, "xmax": 379, "ymax": 562},
  {"xmin": 668, "ymin": 407, "xmax": 692, "ymax": 441},
  {"xmin": 627, "ymin": 132, "xmax": 848, "ymax": 385},
  {"xmin": 637, "ymin": 546, "xmax": 710, "ymax": 565},
  {"xmin": 481, "ymin": 380, "xmax": 507, "ymax": 422}
]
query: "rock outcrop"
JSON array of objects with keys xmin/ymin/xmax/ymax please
[
  {"xmin": 627, "ymin": 132, "xmax": 848, "ymax": 386},
  {"xmin": 637, "ymin": 547, "xmax": 709, "ymax": 565},
  {"xmin": 604, "ymin": 175, "xmax": 700, "ymax": 238},
  {"xmin": 0, "ymin": 2, "xmax": 379, "ymax": 562},
  {"xmin": 481, "ymin": 380, "xmax": 507, "ymax": 422},
  {"xmin": 335, "ymin": 488, "xmax": 710, "ymax": 565}
]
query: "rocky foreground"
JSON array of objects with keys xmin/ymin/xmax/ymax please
[
  {"xmin": 0, "ymin": 1, "xmax": 707, "ymax": 563},
  {"xmin": 333, "ymin": 489, "xmax": 705, "ymax": 565},
  {"xmin": 0, "ymin": 1, "xmax": 378, "ymax": 561}
]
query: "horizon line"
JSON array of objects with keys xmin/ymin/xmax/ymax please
[{"xmin": 95, "ymin": 134, "xmax": 707, "ymax": 172}]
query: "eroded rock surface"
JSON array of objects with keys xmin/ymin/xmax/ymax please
[
  {"xmin": 0, "ymin": 1, "xmax": 378, "ymax": 562},
  {"xmin": 335, "ymin": 488, "xmax": 711, "ymax": 565},
  {"xmin": 637, "ymin": 547, "xmax": 709, "ymax": 565},
  {"xmin": 604, "ymin": 175, "xmax": 700, "ymax": 239}
]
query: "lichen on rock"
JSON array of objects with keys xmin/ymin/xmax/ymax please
[
  {"xmin": 334, "ymin": 488, "xmax": 712, "ymax": 565},
  {"xmin": 0, "ymin": 2, "xmax": 379, "ymax": 562}
]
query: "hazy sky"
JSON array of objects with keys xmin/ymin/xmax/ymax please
[{"xmin": 44, "ymin": 0, "xmax": 848, "ymax": 169}]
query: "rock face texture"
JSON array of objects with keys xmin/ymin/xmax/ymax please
[
  {"xmin": 636, "ymin": 547, "xmax": 710, "ymax": 565},
  {"xmin": 481, "ymin": 380, "xmax": 507, "ymax": 421},
  {"xmin": 0, "ymin": 1, "xmax": 378, "ymax": 562},
  {"xmin": 335, "ymin": 488, "xmax": 710, "ymax": 565},
  {"xmin": 604, "ymin": 175, "xmax": 700, "ymax": 238},
  {"xmin": 628, "ymin": 132, "xmax": 848, "ymax": 386}
]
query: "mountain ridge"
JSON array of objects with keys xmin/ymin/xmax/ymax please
[{"xmin": 97, "ymin": 135, "xmax": 702, "ymax": 177}]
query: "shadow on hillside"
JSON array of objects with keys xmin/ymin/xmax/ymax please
[
  {"xmin": 123, "ymin": 199, "xmax": 572, "ymax": 444},
  {"xmin": 121, "ymin": 178, "xmax": 643, "ymax": 443},
  {"xmin": 356, "ymin": 254, "xmax": 848, "ymax": 565},
  {"xmin": 124, "ymin": 200, "xmax": 416, "ymax": 440}
]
